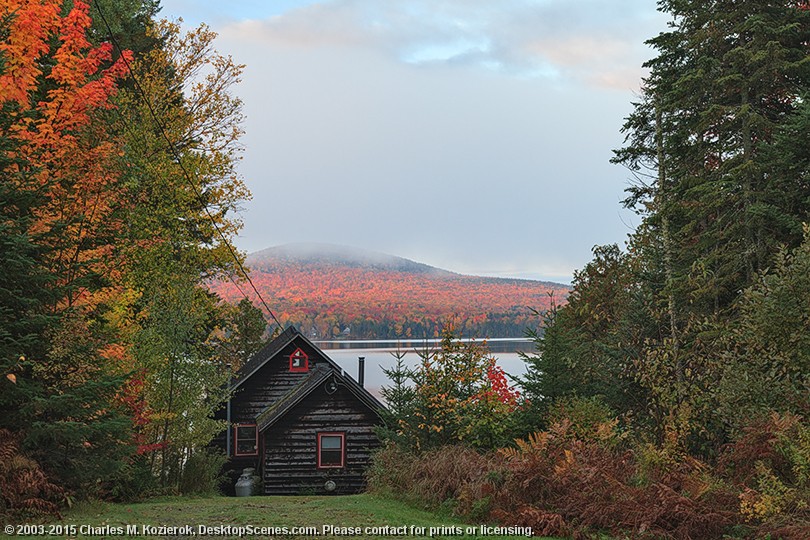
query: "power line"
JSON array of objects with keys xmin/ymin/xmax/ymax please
[{"xmin": 92, "ymin": 0, "xmax": 283, "ymax": 331}]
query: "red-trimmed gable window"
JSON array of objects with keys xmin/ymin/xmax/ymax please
[
  {"xmin": 317, "ymin": 432, "xmax": 345, "ymax": 468},
  {"xmin": 234, "ymin": 424, "xmax": 258, "ymax": 456},
  {"xmin": 289, "ymin": 347, "xmax": 309, "ymax": 372}
]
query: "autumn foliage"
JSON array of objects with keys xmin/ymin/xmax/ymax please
[
  {"xmin": 0, "ymin": 429, "xmax": 65, "ymax": 519},
  {"xmin": 2, "ymin": 0, "xmax": 131, "ymax": 294},
  {"xmin": 212, "ymin": 253, "xmax": 568, "ymax": 339},
  {"xmin": 1, "ymin": 0, "xmax": 253, "ymax": 510}
]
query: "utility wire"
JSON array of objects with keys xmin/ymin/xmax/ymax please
[{"xmin": 92, "ymin": 0, "xmax": 283, "ymax": 330}]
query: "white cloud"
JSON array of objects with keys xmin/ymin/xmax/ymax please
[
  {"xmin": 221, "ymin": 0, "xmax": 666, "ymax": 89},
  {"xmin": 157, "ymin": 0, "xmax": 664, "ymax": 282}
]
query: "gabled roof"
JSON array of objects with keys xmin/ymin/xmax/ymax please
[
  {"xmin": 255, "ymin": 365, "xmax": 333, "ymax": 431},
  {"xmin": 234, "ymin": 326, "xmax": 386, "ymax": 426},
  {"xmin": 255, "ymin": 365, "xmax": 385, "ymax": 431},
  {"xmin": 232, "ymin": 325, "xmax": 342, "ymax": 391}
]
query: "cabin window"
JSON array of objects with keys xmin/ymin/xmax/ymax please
[
  {"xmin": 317, "ymin": 432, "xmax": 345, "ymax": 468},
  {"xmin": 289, "ymin": 348, "xmax": 309, "ymax": 372},
  {"xmin": 234, "ymin": 424, "xmax": 258, "ymax": 456}
]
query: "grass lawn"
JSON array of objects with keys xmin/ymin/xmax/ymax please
[{"xmin": 7, "ymin": 494, "xmax": 561, "ymax": 539}]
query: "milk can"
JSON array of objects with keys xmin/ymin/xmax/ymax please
[{"xmin": 235, "ymin": 468, "xmax": 255, "ymax": 497}]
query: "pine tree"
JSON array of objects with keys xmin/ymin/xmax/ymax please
[
  {"xmin": 0, "ymin": 105, "xmax": 55, "ymax": 434},
  {"xmin": 526, "ymin": 1, "xmax": 810, "ymax": 450},
  {"xmin": 619, "ymin": 0, "xmax": 810, "ymax": 313}
]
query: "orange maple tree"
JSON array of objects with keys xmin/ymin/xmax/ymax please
[
  {"xmin": 4, "ymin": 15, "xmax": 147, "ymax": 456},
  {"xmin": 3, "ymin": 0, "xmax": 132, "ymax": 310}
]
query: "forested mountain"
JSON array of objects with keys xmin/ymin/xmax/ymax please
[{"xmin": 211, "ymin": 243, "xmax": 569, "ymax": 339}]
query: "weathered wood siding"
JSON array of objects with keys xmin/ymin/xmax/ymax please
[
  {"xmin": 211, "ymin": 337, "xmax": 338, "ymax": 492},
  {"xmin": 211, "ymin": 338, "xmax": 335, "ymax": 446},
  {"xmin": 262, "ymin": 382, "xmax": 381, "ymax": 495}
]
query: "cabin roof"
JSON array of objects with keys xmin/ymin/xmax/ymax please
[
  {"xmin": 255, "ymin": 365, "xmax": 333, "ymax": 430},
  {"xmin": 232, "ymin": 326, "xmax": 342, "ymax": 390},
  {"xmin": 233, "ymin": 326, "xmax": 386, "ymax": 423}
]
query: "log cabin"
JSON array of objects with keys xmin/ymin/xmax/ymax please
[{"xmin": 212, "ymin": 326, "xmax": 386, "ymax": 495}]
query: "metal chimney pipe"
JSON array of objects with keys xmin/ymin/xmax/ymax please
[
  {"xmin": 358, "ymin": 356, "xmax": 365, "ymax": 387},
  {"xmin": 225, "ymin": 363, "xmax": 232, "ymax": 456}
]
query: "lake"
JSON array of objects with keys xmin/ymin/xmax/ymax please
[{"xmin": 313, "ymin": 338, "xmax": 536, "ymax": 400}]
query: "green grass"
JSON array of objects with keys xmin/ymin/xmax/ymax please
[{"xmin": 6, "ymin": 494, "xmax": 561, "ymax": 539}]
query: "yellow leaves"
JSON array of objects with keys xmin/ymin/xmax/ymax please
[
  {"xmin": 594, "ymin": 419, "xmax": 621, "ymax": 442},
  {"xmin": 513, "ymin": 431, "xmax": 550, "ymax": 455},
  {"xmin": 141, "ymin": 19, "xmax": 245, "ymax": 158},
  {"xmin": 739, "ymin": 486, "xmax": 787, "ymax": 522},
  {"xmin": 739, "ymin": 462, "xmax": 797, "ymax": 522},
  {"xmin": 553, "ymin": 453, "xmax": 574, "ymax": 477},
  {"xmin": 564, "ymin": 448, "xmax": 574, "ymax": 464},
  {"xmin": 149, "ymin": 411, "xmax": 177, "ymax": 422},
  {"xmin": 500, "ymin": 431, "xmax": 552, "ymax": 461}
]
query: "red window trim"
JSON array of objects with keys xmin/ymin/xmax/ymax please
[
  {"xmin": 233, "ymin": 423, "xmax": 258, "ymax": 456},
  {"xmin": 289, "ymin": 347, "xmax": 309, "ymax": 372},
  {"xmin": 317, "ymin": 432, "xmax": 345, "ymax": 469}
]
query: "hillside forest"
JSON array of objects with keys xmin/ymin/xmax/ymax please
[
  {"xmin": 212, "ymin": 247, "xmax": 569, "ymax": 340},
  {"xmin": 2, "ymin": 1, "xmax": 810, "ymax": 539}
]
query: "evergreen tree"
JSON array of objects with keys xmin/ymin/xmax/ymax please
[
  {"xmin": 618, "ymin": 0, "xmax": 810, "ymax": 312},
  {"xmin": 519, "ymin": 246, "xmax": 653, "ymax": 433},
  {"xmin": 0, "ymin": 105, "xmax": 55, "ymax": 435},
  {"xmin": 377, "ymin": 348, "xmax": 417, "ymax": 447},
  {"xmin": 609, "ymin": 0, "xmax": 809, "ymax": 447},
  {"xmin": 528, "ymin": 1, "xmax": 810, "ymax": 451}
]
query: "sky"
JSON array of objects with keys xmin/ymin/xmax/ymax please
[{"xmin": 157, "ymin": 0, "xmax": 670, "ymax": 284}]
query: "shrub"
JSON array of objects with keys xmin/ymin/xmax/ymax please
[
  {"xmin": 368, "ymin": 444, "xmax": 492, "ymax": 510},
  {"xmin": 366, "ymin": 444, "xmax": 417, "ymax": 499},
  {"xmin": 108, "ymin": 454, "xmax": 159, "ymax": 502},
  {"xmin": 546, "ymin": 396, "xmax": 621, "ymax": 444},
  {"xmin": 370, "ymin": 408, "xmax": 810, "ymax": 538},
  {"xmin": 178, "ymin": 449, "xmax": 227, "ymax": 495},
  {"xmin": 720, "ymin": 413, "xmax": 810, "ymax": 530},
  {"xmin": 493, "ymin": 428, "xmax": 738, "ymax": 540}
]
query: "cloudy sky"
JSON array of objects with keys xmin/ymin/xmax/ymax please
[{"xmin": 158, "ymin": 0, "xmax": 669, "ymax": 284}]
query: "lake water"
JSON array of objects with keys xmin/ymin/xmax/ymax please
[{"xmin": 314, "ymin": 338, "xmax": 536, "ymax": 400}]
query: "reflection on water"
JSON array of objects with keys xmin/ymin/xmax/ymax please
[
  {"xmin": 315, "ymin": 338, "xmax": 534, "ymax": 354},
  {"xmin": 317, "ymin": 338, "xmax": 536, "ymax": 401}
]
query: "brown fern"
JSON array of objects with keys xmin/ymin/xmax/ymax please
[{"xmin": 0, "ymin": 429, "xmax": 65, "ymax": 521}]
